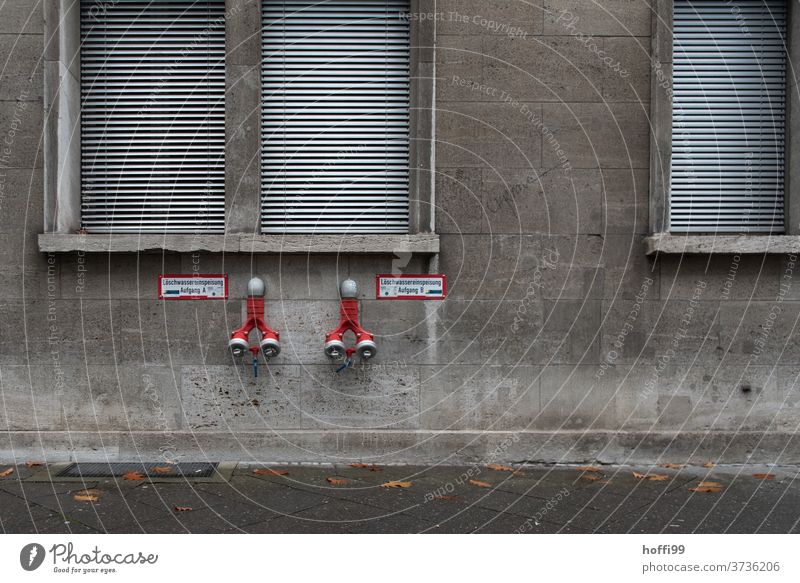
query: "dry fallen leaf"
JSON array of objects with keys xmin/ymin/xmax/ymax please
[
  {"xmin": 690, "ymin": 480, "xmax": 724, "ymax": 493},
  {"xmin": 73, "ymin": 494, "xmax": 99, "ymax": 502},
  {"xmin": 25, "ymin": 461, "xmax": 44, "ymax": 468},
  {"xmin": 581, "ymin": 473, "xmax": 604, "ymax": 482},
  {"xmin": 487, "ymin": 464, "xmax": 515, "ymax": 472},
  {"xmin": 753, "ymin": 473, "xmax": 776, "ymax": 480},
  {"xmin": 122, "ymin": 471, "xmax": 144, "ymax": 481},
  {"xmin": 174, "ymin": 506, "xmax": 193, "ymax": 512},
  {"xmin": 632, "ymin": 472, "xmax": 669, "ymax": 481},
  {"xmin": 349, "ymin": 463, "xmax": 382, "ymax": 472},
  {"xmin": 253, "ymin": 468, "xmax": 289, "ymax": 476},
  {"xmin": 469, "ymin": 479, "xmax": 492, "ymax": 488},
  {"xmin": 577, "ymin": 466, "xmax": 602, "ymax": 473},
  {"xmin": 0, "ymin": 467, "xmax": 15, "ymax": 478},
  {"xmin": 152, "ymin": 466, "xmax": 174, "ymax": 474},
  {"xmin": 326, "ymin": 477, "xmax": 348, "ymax": 485},
  {"xmin": 76, "ymin": 488, "xmax": 102, "ymax": 496},
  {"xmin": 646, "ymin": 474, "xmax": 670, "ymax": 481},
  {"xmin": 433, "ymin": 495, "xmax": 458, "ymax": 501},
  {"xmin": 381, "ymin": 481, "xmax": 412, "ymax": 488},
  {"xmin": 703, "ymin": 461, "xmax": 716, "ymax": 468},
  {"xmin": 660, "ymin": 463, "xmax": 684, "ymax": 469},
  {"xmin": 690, "ymin": 486, "xmax": 723, "ymax": 493}
]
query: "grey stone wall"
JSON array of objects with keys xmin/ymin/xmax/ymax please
[{"xmin": 1, "ymin": 0, "xmax": 799, "ymax": 464}]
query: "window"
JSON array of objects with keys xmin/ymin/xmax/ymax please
[
  {"xmin": 41, "ymin": 0, "xmax": 436, "ymax": 253},
  {"xmin": 669, "ymin": 0, "xmax": 787, "ymax": 233},
  {"xmin": 260, "ymin": 0, "xmax": 411, "ymax": 234},
  {"xmin": 80, "ymin": 0, "xmax": 226, "ymax": 233}
]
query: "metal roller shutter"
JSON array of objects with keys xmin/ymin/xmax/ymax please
[
  {"xmin": 670, "ymin": 0, "xmax": 787, "ymax": 233},
  {"xmin": 261, "ymin": 0, "xmax": 411, "ymax": 234},
  {"xmin": 80, "ymin": 0, "xmax": 226, "ymax": 233}
]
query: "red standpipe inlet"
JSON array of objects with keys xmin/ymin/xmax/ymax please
[
  {"xmin": 229, "ymin": 277, "xmax": 280, "ymax": 360},
  {"xmin": 324, "ymin": 279, "xmax": 377, "ymax": 362}
]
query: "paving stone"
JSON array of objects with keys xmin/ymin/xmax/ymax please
[
  {"xmin": 279, "ymin": 498, "xmax": 432, "ymax": 534},
  {"xmin": 615, "ymin": 475, "xmax": 800, "ymax": 534},
  {"xmin": 196, "ymin": 476, "xmax": 332, "ymax": 518},
  {"xmin": 1, "ymin": 481, "xmax": 168, "ymax": 533},
  {"xmin": 468, "ymin": 513, "xmax": 564, "ymax": 534},
  {"xmin": 136, "ymin": 508, "xmax": 242, "ymax": 534},
  {"xmin": 0, "ymin": 489, "xmax": 92, "ymax": 533}
]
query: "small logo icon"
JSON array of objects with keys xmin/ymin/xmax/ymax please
[{"xmin": 20, "ymin": 543, "xmax": 46, "ymax": 571}]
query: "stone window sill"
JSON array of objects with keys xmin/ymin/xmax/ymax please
[
  {"xmin": 645, "ymin": 233, "xmax": 800, "ymax": 255},
  {"xmin": 38, "ymin": 233, "xmax": 440, "ymax": 255}
]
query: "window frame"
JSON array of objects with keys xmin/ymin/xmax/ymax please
[
  {"xmin": 646, "ymin": 0, "xmax": 800, "ymax": 254},
  {"xmin": 40, "ymin": 0, "xmax": 438, "ymax": 255}
]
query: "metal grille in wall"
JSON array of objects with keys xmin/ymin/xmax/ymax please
[
  {"xmin": 670, "ymin": 0, "xmax": 787, "ymax": 233},
  {"xmin": 261, "ymin": 0, "xmax": 411, "ymax": 234},
  {"xmin": 80, "ymin": 0, "xmax": 226, "ymax": 233}
]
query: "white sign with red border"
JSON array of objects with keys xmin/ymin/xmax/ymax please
[
  {"xmin": 158, "ymin": 274, "xmax": 228, "ymax": 300},
  {"xmin": 376, "ymin": 274, "xmax": 446, "ymax": 300}
]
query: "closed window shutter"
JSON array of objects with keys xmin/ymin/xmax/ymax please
[
  {"xmin": 80, "ymin": 0, "xmax": 226, "ymax": 233},
  {"xmin": 261, "ymin": 0, "xmax": 411, "ymax": 234},
  {"xmin": 670, "ymin": 0, "xmax": 787, "ymax": 233}
]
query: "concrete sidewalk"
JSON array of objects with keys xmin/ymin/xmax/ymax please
[{"xmin": 1, "ymin": 463, "xmax": 798, "ymax": 534}]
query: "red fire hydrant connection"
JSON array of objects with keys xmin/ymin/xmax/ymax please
[
  {"xmin": 229, "ymin": 277, "xmax": 281, "ymax": 363},
  {"xmin": 324, "ymin": 279, "xmax": 377, "ymax": 365}
]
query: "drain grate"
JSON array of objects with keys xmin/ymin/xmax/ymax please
[{"xmin": 55, "ymin": 462, "xmax": 218, "ymax": 479}]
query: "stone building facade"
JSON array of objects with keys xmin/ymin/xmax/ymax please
[{"xmin": 1, "ymin": 0, "xmax": 799, "ymax": 464}]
